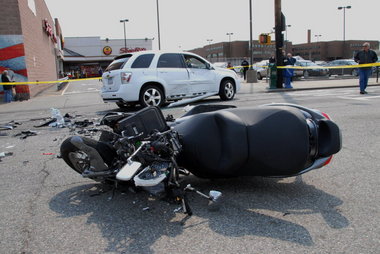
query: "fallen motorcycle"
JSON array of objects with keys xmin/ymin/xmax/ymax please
[{"xmin": 60, "ymin": 103, "xmax": 342, "ymax": 215}]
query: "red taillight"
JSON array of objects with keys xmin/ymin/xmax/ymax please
[
  {"xmin": 323, "ymin": 156, "xmax": 333, "ymax": 166},
  {"xmin": 121, "ymin": 72, "xmax": 132, "ymax": 84}
]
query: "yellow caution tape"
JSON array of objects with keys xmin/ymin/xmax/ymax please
[
  {"xmin": 0, "ymin": 77, "xmax": 101, "ymax": 86},
  {"xmin": 228, "ymin": 62, "xmax": 380, "ymax": 70},
  {"xmin": 276, "ymin": 62, "xmax": 380, "ymax": 69},
  {"xmin": 2, "ymin": 62, "xmax": 379, "ymax": 85}
]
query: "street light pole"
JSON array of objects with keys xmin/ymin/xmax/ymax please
[
  {"xmin": 338, "ymin": 6, "xmax": 351, "ymax": 41},
  {"xmin": 338, "ymin": 5, "xmax": 351, "ymax": 58},
  {"xmin": 315, "ymin": 34, "xmax": 322, "ymax": 42},
  {"xmin": 226, "ymin": 32, "xmax": 233, "ymax": 59},
  {"xmin": 226, "ymin": 32, "xmax": 233, "ymax": 43},
  {"xmin": 156, "ymin": 0, "xmax": 161, "ymax": 50},
  {"xmin": 285, "ymin": 24, "xmax": 291, "ymax": 50},
  {"xmin": 285, "ymin": 24, "xmax": 291, "ymax": 42},
  {"xmin": 120, "ymin": 19, "xmax": 129, "ymax": 51}
]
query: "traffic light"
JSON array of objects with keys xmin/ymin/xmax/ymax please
[{"xmin": 259, "ymin": 34, "xmax": 271, "ymax": 45}]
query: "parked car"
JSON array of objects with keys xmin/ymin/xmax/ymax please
[
  {"xmin": 212, "ymin": 62, "xmax": 228, "ymax": 69},
  {"xmin": 371, "ymin": 59, "xmax": 380, "ymax": 76},
  {"xmin": 101, "ymin": 51, "xmax": 240, "ymax": 108},
  {"xmin": 254, "ymin": 60, "xmax": 269, "ymax": 80},
  {"xmin": 294, "ymin": 60, "xmax": 329, "ymax": 78},
  {"xmin": 325, "ymin": 59, "xmax": 358, "ymax": 76}
]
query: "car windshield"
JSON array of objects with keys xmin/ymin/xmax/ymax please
[
  {"xmin": 105, "ymin": 56, "xmax": 131, "ymax": 71},
  {"xmin": 298, "ymin": 61, "xmax": 311, "ymax": 66}
]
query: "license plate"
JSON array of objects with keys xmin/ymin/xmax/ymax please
[{"xmin": 107, "ymin": 78, "xmax": 113, "ymax": 85}]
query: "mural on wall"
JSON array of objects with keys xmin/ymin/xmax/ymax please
[{"xmin": 0, "ymin": 35, "xmax": 30, "ymax": 99}]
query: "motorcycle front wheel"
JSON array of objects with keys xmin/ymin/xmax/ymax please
[{"xmin": 60, "ymin": 137, "xmax": 116, "ymax": 175}]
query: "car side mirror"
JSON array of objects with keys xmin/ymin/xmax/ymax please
[{"xmin": 206, "ymin": 63, "xmax": 214, "ymax": 70}]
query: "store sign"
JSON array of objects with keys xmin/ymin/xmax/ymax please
[
  {"xmin": 103, "ymin": 46, "xmax": 112, "ymax": 55},
  {"xmin": 42, "ymin": 18, "xmax": 57, "ymax": 43},
  {"xmin": 119, "ymin": 47, "xmax": 146, "ymax": 54}
]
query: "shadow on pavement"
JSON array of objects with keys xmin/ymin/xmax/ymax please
[{"xmin": 49, "ymin": 175, "xmax": 349, "ymax": 252}]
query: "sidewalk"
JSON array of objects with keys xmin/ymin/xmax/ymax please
[{"xmin": 239, "ymin": 76, "xmax": 380, "ymax": 94}]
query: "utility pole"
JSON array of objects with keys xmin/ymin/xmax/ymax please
[
  {"xmin": 156, "ymin": 0, "xmax": 161, "ymax": 50},
  {"xmin": 249, "ymin": 0, "xmax": 253, "ymax": 68},
  {"xmin": 274, "ymin": 0, "xmax": 284, "ymax": 88}
]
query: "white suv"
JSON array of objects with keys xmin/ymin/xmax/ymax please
[{"xmin": 100, "ymin": 51, "xmax": 240, "ymax": 108}]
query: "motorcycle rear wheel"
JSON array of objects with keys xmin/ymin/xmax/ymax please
[{"xmin": 60, "ymin": 137, "xmax": 116, "ymax": 175}]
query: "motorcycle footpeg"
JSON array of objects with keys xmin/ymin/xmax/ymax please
[{"xmin": 70, "ymin": 136, "xmax": 108, "ymax": 172}]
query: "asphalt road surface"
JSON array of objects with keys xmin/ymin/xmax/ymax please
[{"xmin": 0, "ymin": 80, "xmax": 379, "ymax": 253}]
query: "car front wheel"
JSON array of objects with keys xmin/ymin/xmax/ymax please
[
  {"xmin": 139, "ymin": 85, "xmax": 164, "ymax": 107},
  {"xmin": 219, "ymin": 80, "xmax": 235, "ymax": 101}
]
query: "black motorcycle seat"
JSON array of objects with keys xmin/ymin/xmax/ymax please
[{"xmin": 175, "ymin": 106, "xmax": 310, "ymax": 178}]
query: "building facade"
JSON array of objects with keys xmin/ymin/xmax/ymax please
[
  {"xmin": 189, "ymin": 40, "xmax": 379, "ymax": 64},
  {"xmin": 0, "ymin": 0, "xmax": 64, "ymax": 98},
  {"xmin": 63, "ymin": 37, "xmax": 153, "ymax": 78},
  {"xmin": 292, "ymin": 40, "xmax": 380, "ymax": 61}
]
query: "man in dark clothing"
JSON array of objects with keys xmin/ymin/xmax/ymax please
[
  {"xmin": 1, "ymin": 70, "xmax": 13, "ymax": 103},
  {"xmin": 354, "ymin": 42, "xmax": 378, "ymax": 94},
  {"xmin": 241, "ymin": 58, "xmax": 249, "ymax": 80},
  {"xmin": 283, "ymin": 53, "xmax": 296, "ymax": 88}
]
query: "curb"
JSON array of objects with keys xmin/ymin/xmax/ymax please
[{"xmin": 265, "ymin": 83, "xmax": 380, "ymax": 93}]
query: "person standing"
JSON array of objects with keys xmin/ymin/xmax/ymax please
[
  {"xmin": 241, "ymin": 58, "xmax": 249, "ymax": 80},
  {"xmin": 283, "ymin": 53, "xmax": 296, "ymax": 88},
  {"xmin": 227, "ymin": 62, "xmax": 236, "ymax": 73},
  {"xmin": 1, "ymin": 70, "xmax": 13, "ymax": 103},
  {"xmin": 354, "ymin": 42, "xmax": 378, "ymax": 94}
]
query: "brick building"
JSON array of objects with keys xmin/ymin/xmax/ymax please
[
  {"xmin": 292, "ymin": 40, "xmax": 380, "ymax": 61},
  {"xmin": 189, "ymin": 40, "xmax": 379, "ymax": 64},
  {"xmin": 0, "ymin": 0, "xmax": 63, "ymax": 98}
]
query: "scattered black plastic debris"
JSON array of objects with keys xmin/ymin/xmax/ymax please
[
  {"xmin": 14, "ymin": 130, "xmax": 38, "ymax": 139},
  {"xmin": 0, "ymin": 151, "xmax": 13, "ymax": 157},
  {"xmin": 34, "ymin": 118, "xmax": 57, "ymax": 128},
  {"xmin": 0, "ymin": 121, "xmax": 21, "ymax": 130},
  {"xmin": 165, "ymin": 114, "xmax": 175, "ymax": 122},
  {"xmin": 0, "ymin": 152, "xmax": 13, "ymax": 161},
  {"xmin": 74, "ymin": 119, "xmax": 93, "ymax": 128},
  {"xmin": 0, "ymin": 125, "xmax": 13, "ymax": 130}
]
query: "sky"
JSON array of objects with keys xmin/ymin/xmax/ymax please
[{"xmin": 44, "ymin": 0, "xmax": 380, "ymax": 51}]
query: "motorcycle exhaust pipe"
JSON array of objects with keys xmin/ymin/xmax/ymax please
[{"xmin": 70, "ymin": 136, "xmax": 108, "ymax": 172}]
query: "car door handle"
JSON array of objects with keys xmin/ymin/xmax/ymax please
[{"xmin": 159, "ymin": 71, "xmax": 168, "ymax": 73}]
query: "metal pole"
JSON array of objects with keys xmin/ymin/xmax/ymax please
[
  {"xmin": 343, "ymin": 8, "xmax": 346, "ymax": 42},
  {"xmin": 120, "ymin": 19, "xmax": 128, "ymax": 51},
  {"xmin": 275, "ymin": 0, "xmax": 283, "ymax": 88},
  {"xmin": 123, "ymin": 22, "xmax": 127, "ymax": 50},
  {"xmin": 249, "ymin": 0, "xmax": 253, "ymax": 69},
  {"xmin": 156, "ymin": 0, "xmax": 161, "ymax": 50}
]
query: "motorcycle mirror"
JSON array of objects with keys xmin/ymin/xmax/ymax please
[{"xmin": 208, "ymin": 190, "xmax": 222, "ymax": 211}]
